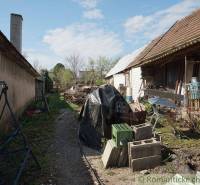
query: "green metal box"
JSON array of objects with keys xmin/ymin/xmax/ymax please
[{"xmin": 112, "ymin": 124, "xmax": 133, "ymax": 147}]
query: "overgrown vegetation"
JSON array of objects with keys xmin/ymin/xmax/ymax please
[
  {"xmin": 83, "ymin": 56, "xmax": 118, "ymax": 85},
  {"xmin": 139, "ymin": 97, "xmax": 200, "ymax": 150},
  {"xmin": 155, "ymin": 117, "xmax": 200, "ymax": 149},
  {"xmin": 41, "ymin": 70, "xmax": 54, "ymax": 93},
  {"xmin": 49, "ymin": 55, "xmax": 118, "ymax": 90},
  {"xmin": 49, "ymin": 63, "xmax": 73, "ymax": 89},
  {"xmin": 18, "ymin": 93, "xmax": 78, "ymax": 184},
  {"xmin": 139, "ymin": 98, "xmax": 153, "ymax": 115}
]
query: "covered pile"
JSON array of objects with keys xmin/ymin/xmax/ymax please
[{"xmin": 79, "ymin": 85, "xmax": 145, "ymax": 149}]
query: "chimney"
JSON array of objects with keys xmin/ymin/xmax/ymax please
[{"xmin": 10, "ymin": 13, "xmax": 23, "ymax": 53}]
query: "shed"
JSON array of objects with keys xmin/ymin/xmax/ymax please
[
  {"xmin": 106, "ymin": 47, "xmax": 145, "ymax": 101},
  {"xmin": 127, "ymin": 9, "xmax": 200, "ymax": 110},
  {"xmin": 0, "ymin": 30, "xmax": 40, "ymax": 125}
]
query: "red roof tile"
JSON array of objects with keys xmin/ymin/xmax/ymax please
[{"xmin": 128, "ymin": 9, "xmax": 200, "ymax": 68}]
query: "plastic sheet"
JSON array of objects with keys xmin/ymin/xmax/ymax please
[{"xmin": 79, "ymin": 85, "xmax": 138, "ymax": 150}]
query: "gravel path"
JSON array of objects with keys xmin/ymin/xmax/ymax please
[{"xmin": 51, "ymin": 109, "xmax": 95, "ymax": 185}]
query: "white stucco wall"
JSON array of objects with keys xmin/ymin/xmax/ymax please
[
  {"xmin": 130, "ymin": 67, "xmax": 143, "ymax": 101},
  {"xmin": 113, "ymin": 73, "xmax": 125, "ymax": 90}
]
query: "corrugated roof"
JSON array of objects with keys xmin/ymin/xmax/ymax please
[
  {"xmin": 0, "ymin": 31, "xmax": 39, "ymax": 77},
  {"xmin": 106, "ymin": 46, "xmax": 145, "ymax": 78},
  {"xmin": 128, "ymin": 9, "xmax": 200, "ymax": 68}
]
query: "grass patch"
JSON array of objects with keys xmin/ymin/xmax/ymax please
[
  {"xmin": 17, "ymin": 93, "xmax": 78, "ymax": 185},
  {"xmin": 59, "ymin": 95, "xmax": 80, "ymax": 111},
  {"xmin": 155, "ymin": 118, "xmax": 200, "ymax": 149}
]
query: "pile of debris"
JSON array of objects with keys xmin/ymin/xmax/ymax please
[{"xmin": 64, "ymin": 85, "xmax": 98, "ymax": 105}]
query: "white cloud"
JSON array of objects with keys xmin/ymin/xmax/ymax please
[
  {"xmin": 83, "ymin": 8, "xmax": 104, "ymax": 19},
  {"xmin": 24, "ymin": 49, "xmax": 60, "ymax": 69},
  {"xmin": 74, "ymin": 0, "xmax": 99, "ymax": 9},
  {"xmin": 74, "ymin": 0, "xmax": 104, "ymax": 20},
  {"xmin": 43, "ymin": 23, "xmax": 123, "ymax": 62},
  {"xmin": 124, "ymin": 0, "xmax": 200, "ymax": 40},
  {"xmin": 124, "ymin": 15, "xmax": 152, "ymax": 34}
]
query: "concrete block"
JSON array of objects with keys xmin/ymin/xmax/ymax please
[
  {"xmin": 102, "ymin": 139, "xmax": 121, "ymax": 168},
  {"xmin": 128, "ymin": 142, "xmax": 131, "ymax": 167},
  {"xmin": 131, "ymin": 155, "xmax": 161, "ymax": 171},
  {"xmin": 118, "ymin": 146, "xmax": 128, "ymax": 167},
  {"xmin": 129, "ymin": 154, "xmax": 132, "ymax": 168},
  {"xmin": 131, "ymin": 123, "xmax": 152, "ymax": 140},
  {"xmin": 128, "ymin": 138, "xmax": 161, "ymax": 159}
]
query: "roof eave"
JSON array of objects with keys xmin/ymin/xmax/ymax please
[
  {"xmin": 0, "ymin": 31, "xmax": 40, "ymax": 78},
  {"xmin": 131, "ymin": 37, "xmax": 200, "ymax": 68}
]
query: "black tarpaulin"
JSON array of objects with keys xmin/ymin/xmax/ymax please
[{"xmin": 79, "ymin": 85, "xmax": 138, "ymax": 150}]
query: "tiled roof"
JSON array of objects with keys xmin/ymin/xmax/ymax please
[
  {"xmin": 128, "ymin": 9, "xmax": 200, "ymax": 68},
  {"xmin": 127, "ymin": 36, "xmax": 162, "ymax": 68}
]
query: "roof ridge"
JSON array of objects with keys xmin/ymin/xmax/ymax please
[
  {"xmin": 0, "ymin": 30, "xmax": 39, "ymax": 77},
  {"xmin": 130, "ymin": 8, "xmax": 200, "ymax": 67},
  {"xmin": 137, "ymin": 21, "xmax": 178, "ymax": 66},
  {"xmin": 141, "ymin": 35, "xmax": 200, "ymax": 64}
]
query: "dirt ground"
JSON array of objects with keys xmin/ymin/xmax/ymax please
[
  {"xmin": 85, "ymin": 147, "xmax": 136, "ymax": 185},
  {"xmin": 85, "ymin": 147, "xmax": 200, "ymax": 185},
  {"xmin": 47, "ymin": 108, "xmax": 200, "ymax": 185},
  {"xmin": 48, "ymin": 109, "xmax": 96, "ymax": 185}
]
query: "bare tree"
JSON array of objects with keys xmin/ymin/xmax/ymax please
[
  {"xmin": 65, "ymin": 54, "xmax": 82, "ymax": 81},
  {"xmin": 33, "ymin": 59, "xmax": 39, "ymax": 69},
  {"xmin": 86, "ymin": 58, "xmax": 97, "ymax": 84},
  {"xmin": 95, "ymin": 56, "xmax": 114, "ymax": 80},
  {"xmin": 23, "ymin": 51, "xmax": 28, "ymax": 59},
  {"xmin": 33, "ymin": 59, "xmax": 42, "ymax": 73}
]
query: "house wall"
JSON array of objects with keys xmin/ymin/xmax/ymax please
[
  {"xmin": 113, "ymin": 73, "xmax": 125, "ymax": 90},
  {"xmin": 130, "ymin": 67, "xmax": 143, "ymax": 101},
  {"xmin": 106, "ymin": 76, "xmax": 114, "ymax": 86},
  {"xmin": 0, "ymin": 51, "xmax": 35, "ymax": 123},
  {"xmin": 143, "ymin": 61, "xmax": 185, "ymax": 90}
]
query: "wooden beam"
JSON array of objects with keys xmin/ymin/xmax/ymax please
[
  {"xmin": 184, "ymin": 56, "xmax": 188, "ymax": 107},
  {"xmin": 187, "ymin": 60, "xmax": 200, "ymax": 64}
]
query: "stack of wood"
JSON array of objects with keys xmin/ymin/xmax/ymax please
[
  {"xmin": 64, "ymin": 85, "xmax": 98, "ymax": 105},
  {"xmin": 64, "ymin": 91, "xmax": 86, "ymax": 105}
]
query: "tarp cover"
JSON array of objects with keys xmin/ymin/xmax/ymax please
[{"xmin": 79, "ymin": 85, "xmax": 136, "ymax": 150}]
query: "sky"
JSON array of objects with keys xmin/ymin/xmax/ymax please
[{"xmin": 1, "ymin": 0, "xmax": 200, "ymax": 69}]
